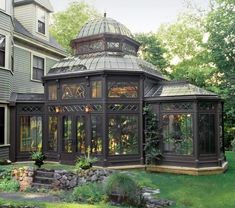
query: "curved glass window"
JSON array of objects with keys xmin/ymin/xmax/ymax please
[
  {"xmin": 162, "ymin": 114, "xmax": 193, "ymax": 155},
  {"xmin": 62, "ymin": 83, "xmax": 86, "ymax": 99},
  {"xmin": 108, "ymin": 81, "xmax": 138, "ymax": 98},
  {"xmin": 108, "ymin": 115, "xmax": 138, "ymax": 155}
]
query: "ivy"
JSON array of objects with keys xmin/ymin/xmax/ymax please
[{"xmin": 143, "ymin": 105, "xmax": 162, "ymax": 165}]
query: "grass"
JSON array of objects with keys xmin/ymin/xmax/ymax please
[
  {"xmin": 10, "ymin": 161, "xmax": 76, "ymax": 171},
  {"xmin": 132, "ymin": 151, "xmax": 235, "ymax": 208},
  {"xmin": 1, "ymin": 152, "xmax": 234, "ymax": 208},
  {"xmin": 0, "ymin": 198, "xmax": 116, "ymax": 208}
]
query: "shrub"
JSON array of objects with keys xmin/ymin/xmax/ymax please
[
  {"xmin": 0, "ymin": 167, "xmax": 12, "ymax": 180},
  {"xmin": 231, "ymin": 138, "xmax": 235, "ymax": 151},
  {"xmin": 75, "ymin": 146, "xmax": 98, "ymax": 170},
  {"xmin": 0, "ymin": 179, "xmax": 20, "ymax": 192},
  {"xmin": 71, "ymin": 183, "xmax": 105, "ymax": 204},
  {"xmin": 104, "ymin": 173, "xmax": 143, "ymax": 207}
]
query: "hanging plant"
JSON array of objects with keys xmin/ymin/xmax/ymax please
[{"xmin": 143, "ymin": 105, "xmax": 162, "ymax": 165}]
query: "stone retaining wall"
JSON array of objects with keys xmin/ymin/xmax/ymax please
[
  {"xmin": 12, "ymin": 167, "xmax": 35, "ymax": 191},
  {"xmin": 53, "ymin": 168, "xmax": 113, "ymax": 189},
  {"xmin": 12, "ymin": 167, "xmax": 113, "ymax": 191}
]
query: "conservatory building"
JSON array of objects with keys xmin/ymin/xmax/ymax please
[{"xmin": 9, "ymin": 16, "xmax": 227, "ymax": 174}]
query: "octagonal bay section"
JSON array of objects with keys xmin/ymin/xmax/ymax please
[
  {"xmin": 42, "ymin": 72, "xmax": 158, "ymax": 166},
  {"xmin": 144, "ymin": 81, "xmax": 228, "ymax": 174}
]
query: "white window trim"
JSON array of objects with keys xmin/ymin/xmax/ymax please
[
  {"xmin": 0, "ymin": 0, "xmax": 6, "ymax": 11},
  {"xmin": 0, "ymin": 29, "xmax": 11, "ymax": 71},
  {"xmin": 36, "ymin": 5, "xmax": 47, "ymax": 37},
  {"xmin": 0, "ymin": 105, "xmax": 9, "ymax": 146},
  {"xmin": 31, "ymin": 52, "xmax": 46, "ymax": 83}
]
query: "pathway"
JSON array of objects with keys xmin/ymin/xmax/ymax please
[{"xmin": 0, "ymin": 192, "xmax": 60, "ymax": 203}]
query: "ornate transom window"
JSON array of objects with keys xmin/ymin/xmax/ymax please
[
  {"xmin": 107, "ymin": 104, "xmax": 138, "ymax": 112},
  {"xmin": 62, "ymin": 83, "xmax": 86, "ymax": 99},
  {"xmin": 76, "ymin": 40, "xmax": 105, "ymax": 54},
  {"xmin": 161, "ymin": 102, "xmax": 193, "ymax": 111},
  {"xmin": 108, "ymin": 81, "xmax": 138, "ymax": 98},
  {"xmin": 107, "ymin": 41, "xmax": 120, "ymax": 50},
  {"xmin": 199, "ymin": 102, "xmax": 215, "ymax": 111}
]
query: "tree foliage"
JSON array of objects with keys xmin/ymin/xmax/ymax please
[
  {"xmin": 139, "ymin": 0, "xmax": 235, "ymax": 147},
  {"xmin": 135, "ymin": 33, "xmax": 168, "ymax": 74},
  {"xmin": 143, "ymin": 105, "xmax": 161, "ymax": 165},
  {"xmin": 206, "ymin": 0, "xmax": 235, "ymax": 146},
  {"xmin": 50, "ymin": 1, "xmax": 99, "ymax": 53}
]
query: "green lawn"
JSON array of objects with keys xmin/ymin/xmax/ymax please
[
  {"xmin": 132, "ymin": 151, "xmax": 235, "ymax": 208},
  {"xmin": 1, "ymin": 152, "xmax": 234, "ymax": 208}
]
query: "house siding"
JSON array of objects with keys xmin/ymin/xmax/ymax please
[
  {"xmin": 0, "ymin": 69, "xmax": 12, "ymax": 101},
  {"xmin": 14, "ymin": 4, "xmax": 36, "ymax": 36},
  {"xmin": 46, "ymin": 57, "xmax": 57, "ymax": 73},
  {"xmin": 12, "ymin": 46, "xmax": 59, "ymax": 94},
  {"xmin": 0, "ymin": 146, "xmax": 9, "ymax": 160},
  {"xmin": 0, "ymin": 11, "xmax": 13, "ymax": 32},
  {"xmin": 13, "ymin": 46, "xmax": 44, "ymax": 93}
]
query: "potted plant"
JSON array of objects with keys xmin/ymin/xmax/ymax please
[
  {"xmin": 31, "ymin": 151, "xmax": 46, "ymax": 168},
  {"xmin": 75, "ymin": 146, "xmax": 98, "ymax": 170}
]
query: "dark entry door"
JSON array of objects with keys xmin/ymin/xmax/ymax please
[
  {"xmin": 60, "ymin": 114, "xmax": 86, "ymax": 163},
  {"xmin": 0, "ymin": 107, "xmax": 4, "ymax": 145}
]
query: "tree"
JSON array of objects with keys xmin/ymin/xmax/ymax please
[
  {"xmin": 135, "ymin": 33, "xmax": 168, "ymax": 74},
  {"xmin": 50, "ymin": 1, "xmax": 99, "ymax": 53},
  {"xmin": 206, "ymin": 0, "xmax": 235, "ymax": 146},
  {"xmin": 156, "ymin": 13, "xmax": 217, "ymax": 87}
]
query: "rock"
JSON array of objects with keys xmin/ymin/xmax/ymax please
[
  {"xmin": 54, "ymin": 173, "xmax": 62, "ymax": 180},
  {"xmin": 90, "ymin": 174, "xmax": 98, "ymax": 182}
]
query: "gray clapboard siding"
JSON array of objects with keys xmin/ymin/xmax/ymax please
[
  {"xmin": 0, "ymin": 11, "xmax": 13, "ymax": 32},
  {"xmin": 46, "ymin": 58, "xmax": 57, "ymax": 73},
  {"xmin": 14, "ymin": 4, "xmax": 36, "ymax": 37},
  {"xmin": 0, "ymin": 146, "xmax": 9, "ymax": 160},
  {"xmin": 13, "ymin": 46, "xmax": 44, "ymax": 93},
  {"xmin": 12, "ymin": 47, "xmax": 58, "ymax": 94},
  {"xmin": 0, "ymin": 69, "xmax": 12, "ymax": 100}
]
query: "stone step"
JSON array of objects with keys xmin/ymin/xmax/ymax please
[
  {"xmin": 35, "ymin": 170, "xmax": 54, "ymax": 178},
  {"xmin": 34, "ymin": 176, "xmax": 54, "ymax": 184},
  {"xmin": 31, "ymin": 182, "xmax": 53, "ymax": 189}
]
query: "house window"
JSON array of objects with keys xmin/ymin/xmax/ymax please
[
  {"xmin": 48, "ymin": 85, "xmax": 57, "ymax": 100},
  {"xmin": 33, "ymin": 55, "xmax": 44, "ymax": 81},
  {"xmin": 108, "ymin": 115, "xmax": 139, "ymax": 155},
  {"xmin": 162, "ymin": 114, "xmax": 193, "ymax": 155},
  {"xmin": 0, "ymin": 34, "xmax": 5, "ymax": 67},
  {"xmin": 0, "ymin": 0, "xmax": 5, "ymax": 11},
  {"xmin": 0, "ymin": 107, "xmax": 5, "ymax": 145},
  {"xmin": 20, "ymin": 116, "xmax": 42, "ymax": 152},
  {"xmin": 91, "ymin": 81, "xmax": 102, "ymax": 98},
  {"xmin": 37, "ymin": 7, "xmax": 46, "ymax": 34}
]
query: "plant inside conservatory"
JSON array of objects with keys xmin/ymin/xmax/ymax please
[{"xmin": 143, "ymin": 105, "xmax": 162, "ymax": 165}]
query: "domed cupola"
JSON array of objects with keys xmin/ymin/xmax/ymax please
[{"xmin": 71, "ymin": 13, "xmax": 140, "ymax": 56}]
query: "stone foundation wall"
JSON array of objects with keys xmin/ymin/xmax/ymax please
[{"xmin": 12, "ymin": 167, "xmax": 35, "ymax": 191}]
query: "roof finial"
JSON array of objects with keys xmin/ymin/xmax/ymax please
[{"xmin": 104, "ymin": 11, "xmax": 107, "ymax": 18}]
